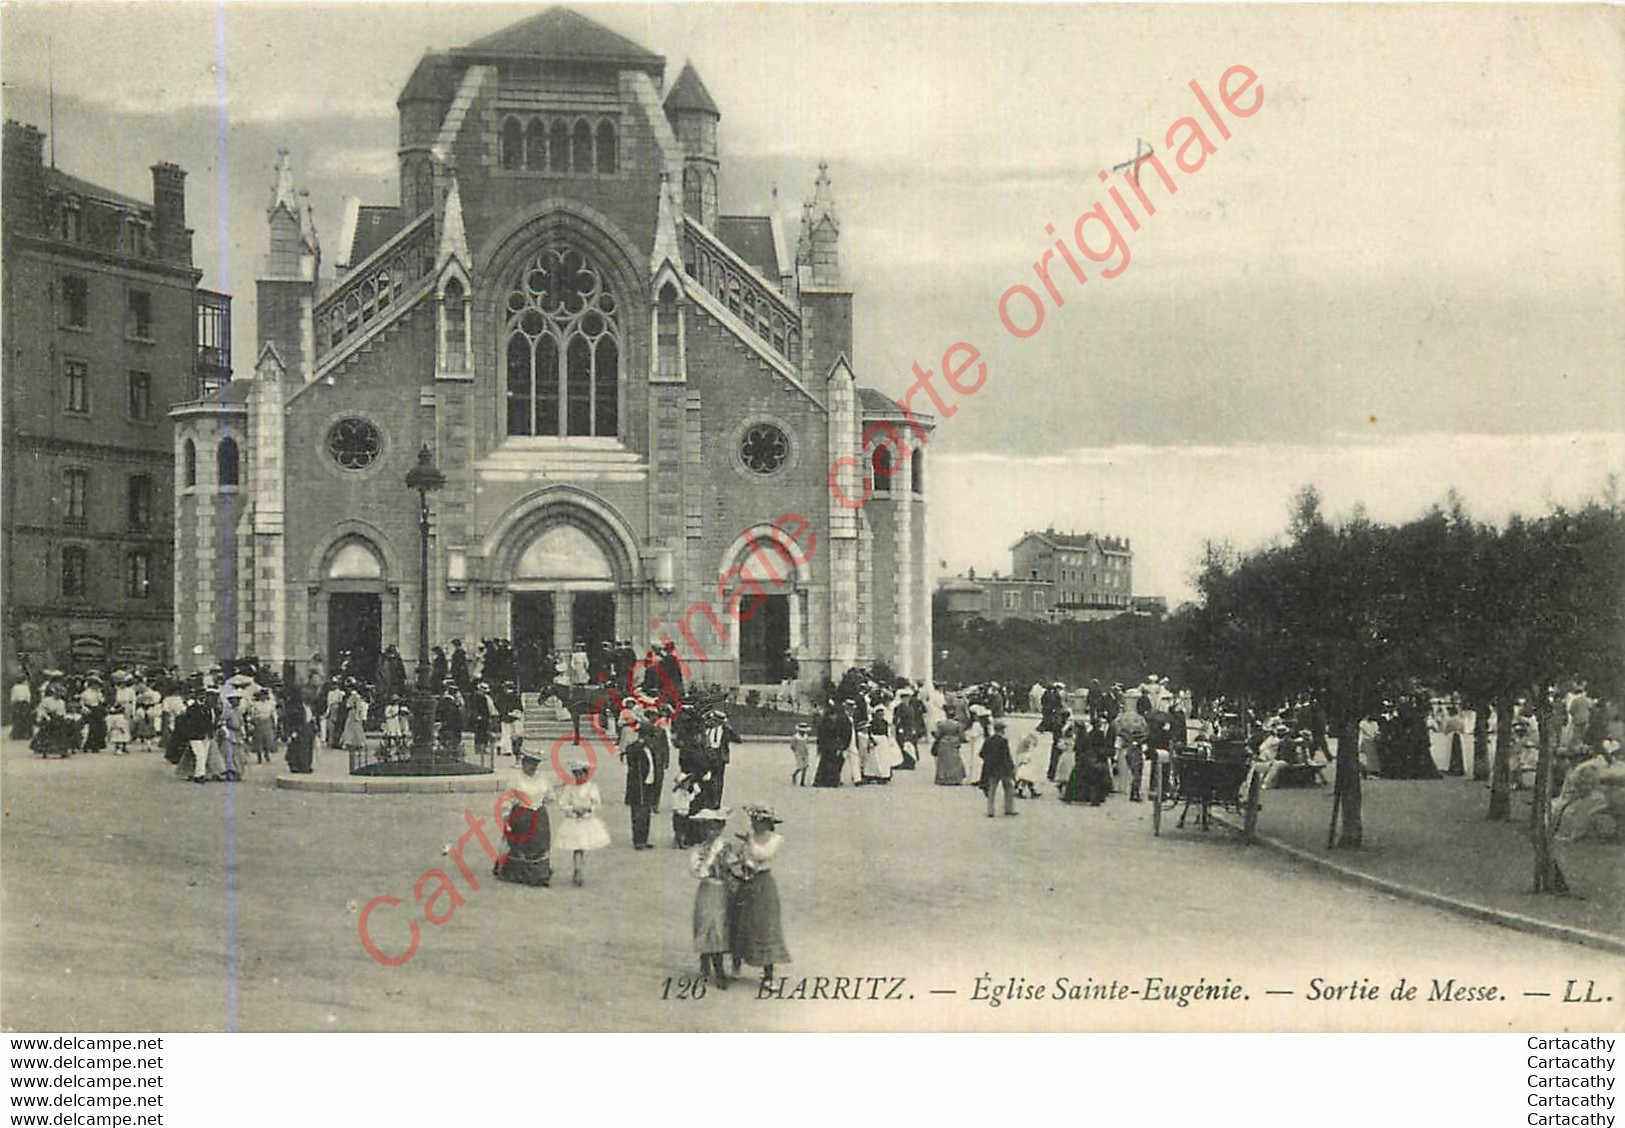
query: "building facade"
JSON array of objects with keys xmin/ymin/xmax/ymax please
[
  {"xmin": 171, "ymin": 8, "xmax": 933, "ymax": 691},
  {"xmin": 2, "ymin": 120, "xmax": 230, "ymax": 675},
  {"xmin": 937, "ymin": 528, "xmax": 1136, "ymax": 624}
]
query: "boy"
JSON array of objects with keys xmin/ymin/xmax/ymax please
[{"xmin": 789, "ymin": 722, "xmax": 812, "ymax": 787}]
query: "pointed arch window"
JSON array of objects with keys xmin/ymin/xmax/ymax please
[
  {"xmin": 656, "ymin": 284, "xmax": 680, "ymax": 381},
  {"xmin": 500, "ymin": 116, "xmax": 523, "ymax": 170},
  {"xmin": 572, "ymin": 120, "xmax": 593, "ymax": 173},
  {"xmin": 504, "ymin": 246, "xmax": 620, "ymax": 438},
  {"xmin": 549, "ymin": 122, "xmax": 570, "ymax": 172},
  {"xmin": 525, "ymin": 118, "xmax": 548, "ymax": 171},
  {"xmin": 683, "ymin": 167, "xmax": 703, "ymax": 222},
  {"xmin": 595, "ymin": 121, "xmax": 617, "ymax": 174},
  {"xmin": 442, "ymin": 277, "xmax": 467, "ymax": 371},
  {"xmin": 183, "ymin": 439, "xmax": 197, "ymax": 487},
  {"xmin": 218, "ymin": 436, "xmax": 240, "ymax": 486}
]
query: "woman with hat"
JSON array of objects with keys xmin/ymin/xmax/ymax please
[
  {"xmin": 688, "ymin": 807, "xmax": 736, "ymax": 987},
  {"xmin": 339, "ymin": 680, "xmax": 369, "ymax": 760},
  {"xmin": 728, "ymin": 805, "xmax": 790, "ymax": 983},
  {"xmin": 496, "ymin": 741, "xmax": 554, "ymax": 886},
  {"xmin": 10, "ymin": 673, "xmax": 34, "ymax": 743},
  {"xmin": 555, "ymin": 758, "xmax": 611, "ymax": 885},
  {"xmin": 931, "ymin": 712, "xmax": 966, "ymax": 787}
]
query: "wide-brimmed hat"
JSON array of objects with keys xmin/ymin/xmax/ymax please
[
  {"xmin": 742, "ymin": 803, "xmax": 782, "ymax": 825},
  {"xmin": 691, "ymin": 807, "xmax": 732, "ymax": 822},
  {"xmin": 516, "ymin": 743, "xmax": 543, "ymax": 762}
]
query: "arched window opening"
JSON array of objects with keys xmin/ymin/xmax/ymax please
[
  {"xmin": 911, "ymin": 447, "xmax": 924, "ymax": 494},
  {"xmin": 656, "ymin": 285, "xmax": 679, "ymax": 381},
  {"xmin": 595, "ymin": 120, "xmax": 617, "ymax": 174},
  {"xmin": 413, "ymin": 160, "xmax": 433, "ymax": 214},
  {"xmin": 549, "ymin": 121, "xmax": 570, "ymax": 173},
  {"xmin": 683, "ymin": 167, "xmax": 703, "ymax": 221},
  {"xmin": 871, "ymin": 444, "xmax": 894, "ymax": 494},
  {"xmin": 525, "ymin": 118, "xmax": 547, "ymax": 171},
  {"xmin": 183, "ymin": 439, "xmax": 197, "ymax": 487},
  {"xmin": 702, "ymin": 169, "xmax": 718, "ymax": 223},
  {"xmin": 218, "ymin": 436, "xmax": 240, "ymax": 486},
  {"xmin": 500, "ymin": 116, "xmax": 523, "ymax": 170},
  {"xmin": 443, "ymin": 277, "xmax": 466, "ymax": 370},
  {"xmin": 504, "ymin": 246, "xmax": 618, "ymax": 438},
  {"xmin": 572, "ymin": 120, "xmax": 593, "ymax": 173}
]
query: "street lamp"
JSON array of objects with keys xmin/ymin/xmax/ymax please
[{"xmin": 406, "ymin": 444, "xmax": 446, "ymax": 759}]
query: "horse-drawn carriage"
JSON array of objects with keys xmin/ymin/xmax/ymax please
[{"xmin": 1150, "ymin": 713, "xmax": 1262, "ymax": 842}]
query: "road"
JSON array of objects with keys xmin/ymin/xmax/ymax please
[{"xmin": 2, "ymin": 721, "xmax": 1620, "ymax": 1032}]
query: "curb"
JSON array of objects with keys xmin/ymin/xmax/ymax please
[
  {"xmin": 274, "ymin": 773, "xmax": 494, "ymax": 795},
  {"xmin": 1214, "ymin": 811, "xmax": 1625, "ymax": 957}
]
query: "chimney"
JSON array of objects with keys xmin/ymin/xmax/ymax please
[
  {"xmin": 151, "ymin": 162, "xmax": 191, "ymax": 262},
  {"xmin": 4, "ymin": 121, "xmax": 46, "ymax": 234}
]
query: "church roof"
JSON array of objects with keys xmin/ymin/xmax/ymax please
[
  {"xmin": 349, "ymin": 206, "xmax": 403, "ymax": 265},
  {"xmin": 44, "ymin": 168, "xmax": 149, "ymax": 212},
  {"xmin": 398, "ymin": 52, "xmax": 461, "ymax": 105},
  {"xmin": 457, "ymin": 7, "xmax": 664, "ymax": 74},
  {"xmin": 664, "ymin": 60, "xmax": 718, "ymax": 115},
  {"xmin": 716, "ymin": 216, "xmax": 778, "ymax": 281}
]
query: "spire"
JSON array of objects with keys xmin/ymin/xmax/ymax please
[
  {"xmin": 298, "ymin": 188, "xmax": 320, "ymax": 258},
  {"xmin": 808, "ymin": 160, "xmax": 838, "ymax": 230},
  {"xmin": 268, "ymin": 148, "xmax": 297, "ymax": 218},
  {"xmin": 436, "ymin": 175, "xmax": 470, "ymax": 272},
  {"xmin": 650, "ymin": 170, "xmax": 683, "ymax": 278},
  {"xmin": 664, "ymin": 59, "xmax": 720, "ymax": 117}
]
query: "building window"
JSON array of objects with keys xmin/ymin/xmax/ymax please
[
  {"xmin": 183, "ymin": 439, "xmax": 197, "ymax": 487},
  {"xmin": 218, "ymin": 436, "xmax": 240, "ymax": 486},
  {"xmin": 911, "ymin": 448, "xmax": 924, "ymax": 494},
  {"xmin": 127, "ymin": 371, "xmax": 152, "ymax": 420},
  {"xmin": 126, "ymin": 551, "xmax": 152, "ymax": 599},
  {"xmin": 549, "ymin": 121, "xmax": 570, "ymax": 172},
  {"xmin": 64, "ymin": 360, "xmax": 89, "ymax": 413},
  {"xmin": 58, "ymin": 198, "xmax": 81, "ymax": 242},
  {"xmin": 1033, "ymin": 591, "xmax": 1046, "ymax": 609},
  {"xmin": 596, "ymin": 120, "xmax": 617, "ymax": 173},
  {"xmin": 326, "ymin": 417, "xmax": 382, "ymax": 470},
  {"xmin": 128, "ymin": 474, "xmax": 153, "ymax": 530},
  {"xmin": 683, "ymin": 167, "xmax": 703, "ymax": 220},
  {"xmin": 656, "ymin": 284, "xmax": 680, "ymax": 380},
  {"xmin": 64, "ymin": 468, "xmax": 88, "ymax": 527},
  {"xmin": 61, "ymin": 546, "xmax": 88, "ymax": 598},
  {"xmin": 740, "ymin": 423, "xmax": 790, "ymax": 475},
  {"xmin": 126, "ymin": 290, "xmax": 153, "ymax": 339},
  {"xmin": 504, "ymin": 245, "xmax": 619, "ymax": 438},
  {"xmin": 442, "ymin": 278, "xmax": 466, "ymax": 370},
  {"xmin": 62, "ymin": 276, "xmax": 89, "ymax": 328},
  {"xmin": 871, "ymin": 444, "xmax": 894, "ymax": 493},
  {"xmin": 524, "ymin": 118, "xmax": 547, "ymax": 171},
  {"xmin": 500, "ymin": 116, "xmax": 523, "ymax": 170},
  {"xmin": 1003, "ymin": 591, "xmax": 1018, "ymax": 610},
  {"xmin": 572, "ymin": 120, "xmax": 592, "ymax": 173}
]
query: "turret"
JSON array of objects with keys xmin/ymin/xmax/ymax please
[
  {"xmin": 798, "ymin": 160, "xmax": 841, "ymax": 288},
  {"xmin": 663, "ymin": 60, "xmax": 719, "ymax": 229},
  {"xmin": 257, "ymin": 150, "xmax": 318, "ymax": 384}
]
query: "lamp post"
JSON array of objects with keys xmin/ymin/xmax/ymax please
[{"xmin": 406, "ymin": 444, "xmax": 446, "ymax": 760}]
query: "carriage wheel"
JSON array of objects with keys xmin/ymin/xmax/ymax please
[
  {"xmin": 1242, "ymin": 775, "xmax": 1262, "ymax": 843},
  {"xmin": 1151, "ymin": 755, "xmax": 1163, "ymax": 836}
]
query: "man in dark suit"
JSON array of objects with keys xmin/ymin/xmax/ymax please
[
  {"xmin": 978, "ymin": 718, "xmax": 1017, "ymax": 817},
  {"xmin": 623, "ymin": 717, "xmax": 657, "ymax": 850}
]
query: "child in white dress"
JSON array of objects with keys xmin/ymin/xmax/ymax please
[
  {"xmin": 106, "ymin": 707, "xmax": 131, "ymax": 755},
  {"xmin": 555, "ymin": 760, "xmax": 611, "ymax": 886}
]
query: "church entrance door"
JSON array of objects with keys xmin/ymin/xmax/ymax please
[
  {"xmin": 572, "ymin": 592, "xmax": 616, "ymax": 656},
  {"xmin": 739, "ymin": 594, "xmax": 790, "ymax": 684},
  {"xmin": 329, "ymin": 593, "xmax": 382, "ymax": 683},
  {"xmin": 511, "ymin": 593, "xmax": 555, "ymax": 692}
]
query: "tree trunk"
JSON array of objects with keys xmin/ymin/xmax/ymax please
[
  {"xmin": 1531, "ymin": 737, "xmax": 1568, "ymax": 895},
  {"xmin": 1488, "ymin": 697, "xmax": 1513, "ymax": 821},
  {"xmin": 1332, "ymin": 717, "xmax": 1363, "ymax": 848},
  {"xmin": 1470, "ymin": 699, "xmax": 1490, "ymax": 781}
]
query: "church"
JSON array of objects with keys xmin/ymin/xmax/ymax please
[{"xmin": 171, "ymin": 7, "xmax": 933, "ymax": 694}]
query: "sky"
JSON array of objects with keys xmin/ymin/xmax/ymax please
[{"xmin": 3, "ymin": 2, "xmax": 1621, "ymax": 602}]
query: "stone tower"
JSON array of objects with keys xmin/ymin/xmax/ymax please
[{"xmin": 664, "ymin": 60, "xmax": 720, "ymax": 229}]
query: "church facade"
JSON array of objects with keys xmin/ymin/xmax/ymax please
[{"xmin": 171, "ymin": 7, "xmax": 933, "ymax": 693}]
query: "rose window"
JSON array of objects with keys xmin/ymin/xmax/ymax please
[
  {"xmin": 326, "ymin": 417, "xmax": 382, "ymax": 470},
  {"xmin": 740, "ymin": 423, "xmax": 790, "ymax": 475}
]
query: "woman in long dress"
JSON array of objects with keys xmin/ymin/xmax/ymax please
[
  {"xmin": 555, "ymin": 760, "xmax": 611, "ymax": 886},
  {"xmin": 689, "ymin": 808, "xmax": 736, "ymax": 987},
  {"xmin": 283, "ymin": 684, "xmax": 316, "ymax": 774},
  {"xmin": 729, "ymin": 805, "xmax": 790, "ymax": 983},
  {"xmin": 932, "ymin": 716, "xmax": 966, "ymax": 786},
  {"xmin": 860, "ymin": 703, "xmax": 897, "ymax": 784},
  {"xmin": 496, "ymin": 744, "xmax": 553, "ymax": 886}
]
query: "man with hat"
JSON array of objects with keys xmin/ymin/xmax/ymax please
[
  {"xmin": 466, "ymin": 680, "xmax": 497, "ymax": 761},
  {"xmin": 622, "ymin": 712, "xmax": 658, "ymax": 850},
  {"xmin": 449, "ymin": 639, "xmax": 471, "ymax": 697},
  {"xmin": 646, "ymin": 702, "xmax": 673, "ymax": 810},
  {"xmin": 701, "ymin": 707, "xmax": 741, "ymax": 809},
  {"xmin": 977, "ymin": 718, "xmax": 1018, "ymax": 817}
]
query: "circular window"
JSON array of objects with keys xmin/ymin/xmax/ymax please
[
  {"xmin": 740, "ymin": 423, "xmax": 790, "ymax": 475},
  {"xmin": 326, "ymin": 418, "xmax": 382, "ymax": 470}
]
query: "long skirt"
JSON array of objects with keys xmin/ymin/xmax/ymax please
[
  {"xmin": 286, "ymin": 727, "xmax": 315, "ymax": 773},
  {"xmin": 812, "ymin": 749, "xmax": 844, "ymax": 788},
  {"xmin": 497, "ymin": 805, "xmax": 553, "ymax": 886},
  {"xmin": 693, "ymin": 877, "xmax": 730, "ymax": 954},
  {"xmin": 84, "ymin": 712, "xmax": 106, "ymax": 752},
  {"xmin": 730, "ymin": 872, "xmax": 790, "ymax": 968},
  {"xmin": 933, "ymin": 740, "xmax": 965, "ymax": 785},
  {"xmin": 11, "ymin": 706, "xmax": 34, "ymax": 742}
]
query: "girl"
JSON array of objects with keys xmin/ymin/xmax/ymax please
[
  {"xmin": 689, "ymin": 808, "xmax": 736, "ymax": 988},
  {"xmin": 554, "ymin": 759, "xmax": 611, "ymax": 885},
  {"xmin": 106, "ymin": 705, "xmax": 131, "ymax": 756},
  {"xmin": 729, "ymin": 805, "xmax": 790, "ymax": 984},
  {"xmin": 248, "ymin": 689, "xmax": 279, "ymax": 764},
  {"xmin": 381, "ymin": 695, "xmax": 408, "ymax": 759},
  {"xmin": 788, "ymin": 723, "xmax": 811, "ymax": 787},
  {"xmin": 340, "ymin": 682, "xmax": 368, "ymax": 760}
]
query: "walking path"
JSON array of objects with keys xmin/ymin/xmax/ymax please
[{"xmin": 1227, "ymin": 774, "xmax": 1623, "ymax": 949}]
